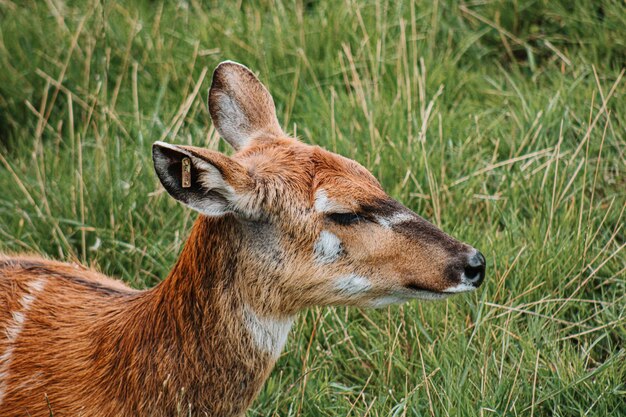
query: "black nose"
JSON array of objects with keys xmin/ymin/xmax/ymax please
[{"xmin": 463, "ymin": 251, "xmax": 486, "ymax": 287}]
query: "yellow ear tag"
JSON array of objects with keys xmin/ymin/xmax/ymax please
[{"xmin": 182, "ymin": 157, "xmax": 191, "ymax": 188}]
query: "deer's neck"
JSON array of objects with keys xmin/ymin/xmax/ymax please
[{"xmin": 122, "ymin": 216, "xmax": 293, "ymax": 416}]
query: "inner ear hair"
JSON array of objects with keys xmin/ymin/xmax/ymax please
[
  {"xmin": 208, "ymin": 61, "xmax": 283, "ymax": 151},
  {"xmin": 152, "ymin": 141, "xmax": 251, "ymax": 216},
  {"xmin": 152, "ymin": 142, "xmax": 205, "ymax": 204}
]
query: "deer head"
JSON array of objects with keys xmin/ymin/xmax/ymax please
[{"xmin": 152, "ymin": 61, "xmax": 485, "ymax": 316}]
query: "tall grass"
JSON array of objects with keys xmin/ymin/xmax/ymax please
[{"xmin": 0, "ymin": 1, "xmax": 624, "ymax": 415}]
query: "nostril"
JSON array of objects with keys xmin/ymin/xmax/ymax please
[
  {"xmin": 464, "ymin": 265, "xmax": 483, "ymax": 281},
  {"xmin": 463, "ymin": 250, "xmax": 486, "ymax": 286}
]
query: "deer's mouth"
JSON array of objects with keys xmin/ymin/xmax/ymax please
[
  {"xmin": 404, "ymin": 283, "xmax": 432, "ymax": 292},
  {"xmin": 401, "ymin": 284, "xmax": 455, "ymax": 300}
]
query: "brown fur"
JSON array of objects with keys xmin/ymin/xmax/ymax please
[{"xmin": 0, "ymin": 219, "xmax": 277, "ymax": 416}]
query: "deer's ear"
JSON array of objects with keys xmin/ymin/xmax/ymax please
[
  {"xmin": 152, "ymin": 141, "xmax": 252, "ymax": 216},
  {"xmin": 208, "ymin": 61, "xmax": 283, "ymax": 150}
]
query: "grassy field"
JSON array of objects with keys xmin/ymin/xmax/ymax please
[{"xmin": 0, "ymin": 0, "xmax": 625, "ymax": 415}]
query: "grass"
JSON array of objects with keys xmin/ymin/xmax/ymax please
[{"xmin": 0, "ymin": 0, "xmax": 624, "ymax": 415}]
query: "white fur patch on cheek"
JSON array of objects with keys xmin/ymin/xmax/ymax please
[
  {"xmin": 334, "ymin": 274, "xmax": 372, "ymax": 297},
  {"xmin": 313, "ymin": 231, "xmax": 343, "ymax": 264}
]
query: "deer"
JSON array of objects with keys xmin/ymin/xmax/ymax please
[{"xmin": 0, "ymin": 61, "xmax": 486, "ymax": 417}]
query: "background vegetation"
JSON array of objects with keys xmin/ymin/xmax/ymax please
[{"xmin": 0, "ymin": 0, "xmax": 624, "ymax": 415}]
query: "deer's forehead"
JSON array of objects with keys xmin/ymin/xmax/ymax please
[
  {"xmin": 312, "ymin": 155, "xmax": 386, "ymax": 204},
  {"xmin": 237, "ymin": 141, "xmax": 386, "ymax": 205}
]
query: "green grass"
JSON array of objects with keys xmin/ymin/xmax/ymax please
[{"xmin": 1, "ymin": 0, "xmax": 625, "ymax": 415}]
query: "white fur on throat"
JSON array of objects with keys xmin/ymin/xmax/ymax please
[{"xmin": 243, "ymin": 305, "xmax": 294, "ymax": 358}]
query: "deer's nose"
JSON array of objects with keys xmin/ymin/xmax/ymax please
[{"xmin": 462, "ymin": 250, "xmax": 486, "ymax": 287}]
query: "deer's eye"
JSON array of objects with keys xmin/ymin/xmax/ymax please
[{"xmin": 327, "ymin": 212, "xmax": 363, "ymax": 226}]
